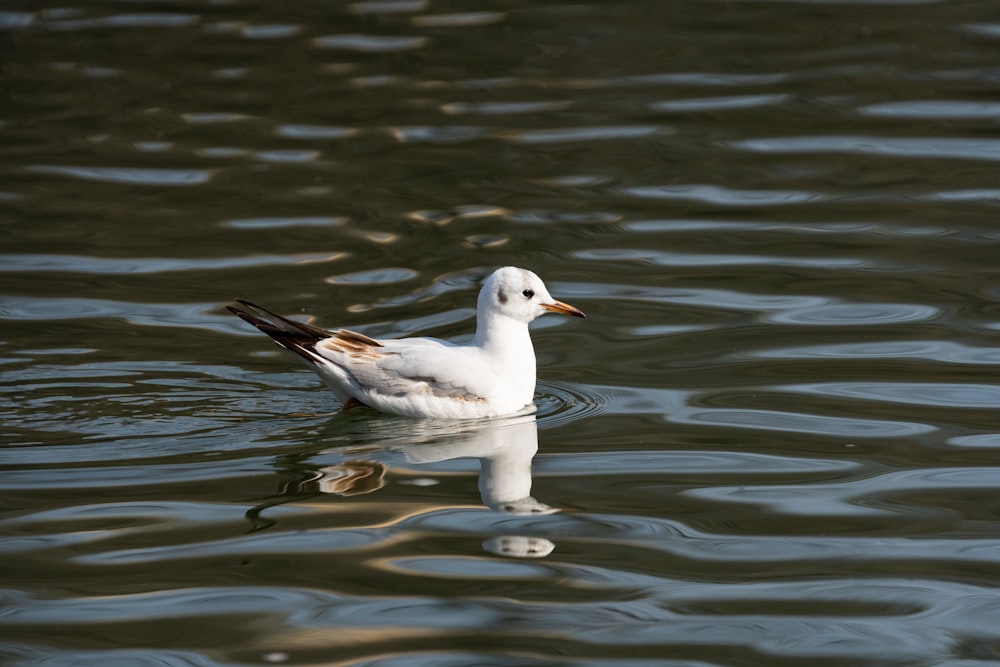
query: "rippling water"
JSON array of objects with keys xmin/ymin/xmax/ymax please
[{"xmin": 5, "ymin": 0, "xmax": 1000, "ymax": 665}]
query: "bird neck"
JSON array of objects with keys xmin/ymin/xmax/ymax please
[
  {"xmin": 474, "ymin": 313, "xmax": 538, "ymax": 407},
  {"xmin": 474, "ymin": 312, "xmax": 534, "ymax": 361}
]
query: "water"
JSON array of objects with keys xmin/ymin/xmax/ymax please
[{"xmin": 4, "ymin": 0, "xmax": 1000, "ymax": 664}]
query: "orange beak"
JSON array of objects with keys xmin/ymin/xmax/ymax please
[{"xmin": 542, "ymin": 300, "xmax": 586, "ymax": 318}]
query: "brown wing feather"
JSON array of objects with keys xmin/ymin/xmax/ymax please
[{"xmin": 320, "ymin": 329, "xmax": 384, "ymax": 360}]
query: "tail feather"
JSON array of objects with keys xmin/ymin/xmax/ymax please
[
  {"xmin": 228, "ymin": 299, "xmax": 332, "ymax": 364},
  {"xmin": 229, "ymin": 299, "xmax": 332, "ymax": 338},
  {"xmin": 229, "ymin": 299, "xmax": 385, "ymax": 368}
]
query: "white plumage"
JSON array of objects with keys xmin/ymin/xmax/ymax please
[{"xmin": 229, "ymin": 266, "xmax": 585, "ymax": 419}]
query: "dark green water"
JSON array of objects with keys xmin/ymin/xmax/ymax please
[{"xmin": 5, "ymin": 1, "xmax": 1000, "ymax": 665}]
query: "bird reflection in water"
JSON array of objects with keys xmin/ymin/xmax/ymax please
[{"xmin": 253, "ymin": 413, "xmax": 557, "ymax": 558}]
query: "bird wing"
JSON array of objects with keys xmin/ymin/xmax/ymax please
[
  {"xmin": 230, "ymin": 299, "xmax": 502, "ymax": 407},
  {"xmin": 315, "ymin": 336, "xmax": 498, "ymax": 403}
]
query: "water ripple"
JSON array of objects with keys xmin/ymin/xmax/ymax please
[
  {"xmin": 859, "ymin": 100, "xmax": 1000, "ymax": 119},
  {"xmin": 182, "ymin": 112, "xmax": 253, "ymax": 124},
  {"xmin": 224, "ymin": 216, "xmax": 347, "ymax": 229},
  {"xmin": 383, "ymin": 555, "xmax": 551, "ymax": 578},
  {"xmin": 510, "ymin": 126, "xmax": 663, "ymax": 144},
  {"xmin": 624, "ymin": 184, "xmax": 820, "ymax": 206},
  {"xmin": 558, "ymin": 282, "xmax": 831, "ymax": 313},
  {"xmin": 0, "ymin": 297, "xmax": 239, "ymax": 333},
  {"xmin": 679, "ymin": 407, "xmax": 934, "ymax": 437},
  {"xmin": 254, "ymin": 149, "xmax": 320, "ymax": 162},
  {"xmin": 736, "ymin": 135, "xmax": 1000, "ymax": 162},
  {"xmin": 45, "ymin": 13, "xmax": 200, "ymax": 30},
  {"xmin": 325, "ymin": 268, "xmax": 419, "ymax": 285},
  {"xmin": 948, "ymin": 433, "xmax": 1000, "ymax": 449},
  {"xmin": 535, "ymin": 380, "xmax": 607, "ymax": 426},
  {"xmin": 685, "ymin": 466, "xmax": 1000, "ymax": 518},
  {"xmin": 349, "ymin": 0, "xmax": 428, "ymax": 15},
  {"xmin": 0, "ymin": 460, "xmax": 257, "ymax": 491},
  {"xmin": 275, "ymin": 124, "xmax": 358, "ymax": 139},
  {"xmin": 533, "ymin": 383, "xmax": 935, "ymax": 438},
  {"xmin": 241, "ymin": 23, "xmax": 300, "ymax": 39},
  {"xmin": 0, "ymin": 586, "xmax": 336, "ymax": 624},
  {"xmin": 651, "ymin": 93, "xmax": 790, "ymax": 112},
  {"xmin": 536, "ymin": 450, "xmax": 859, "ymax": 476},
  {"xmin": 413, "ymin": 12, "xmax": 506, "ymax": 27},
  {"xmin": 573, "ymin": 247, "xmax": 866, "ymax": 269},
  {"xmin": 786, "ymin": 382, "xmax": 1000, "ymax": 408},
  {"xmin": 0, "ymin": 11, "xmax": 34, "ymax": 29},
  {"xmin": 768, "ymin": 303, "xmax": 940, "ymax": 326},
  {"xmin": 612, "ymin": 71, "xmax": 787, "ymax": 87},
  {"xmin": 389, "ymin": 125, "xmax": 487, "ymax": 142},
  {"xmin": 751, "ymin": 340, "xmax": 1000, "ymax": 365},
  {"xmin": 442, "ymin": 100, "xmax": 570, "ymax": 115},
  {"xmin": 24, "ymin": 165, "xmax": 214, "ymax": 185},
  {"xmin": 79, "ymin": 528, "xmax": 385, "ymax": 565},
  {"xmin": 312, "ymin": 34, "xmax": 427, "ymax": 51},
  {"xmin": 0, "ymin": 252, "xmax": 346, "ymax": 274}
]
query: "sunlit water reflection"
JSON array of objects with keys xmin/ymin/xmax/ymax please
[{"xmin": 5, "ymin": 0, "xmax": 1000, "ymax": 665}]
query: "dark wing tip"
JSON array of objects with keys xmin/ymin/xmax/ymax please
[
  {"xmin": 227, "ymin": 301, "xmax": 270, "ymax": 329},
  {"xmin": 228, "ymin": 299, "xmax": 334, "ymax": 338}
]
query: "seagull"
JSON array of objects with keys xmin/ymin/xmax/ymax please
[{"xmin": 228, "ymin": 266, "xmax": 585, "ymax": 419}]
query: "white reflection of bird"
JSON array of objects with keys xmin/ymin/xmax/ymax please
[
  {"xmin": 321, "ymin": 414, "xmax": 557, "ymax": 512},
  {"xmin": 316, "ymin": 415, "xmax": 558, "ymax": 557},
  {"xmin": 229, "ymin": 266, "xmax": 585, "ymax": 419},
  {"xmin": 387, "ymin": 414, "xmax": 557, "ymax": 515}
]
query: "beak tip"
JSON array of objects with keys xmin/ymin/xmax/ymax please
[{"xmin": 543, "ymin": 301, "xmax": 587, "ymax": 319}]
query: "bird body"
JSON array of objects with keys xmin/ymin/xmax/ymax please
[{"xmin": 229, "ymin": 267, "xmax": 585, "ymax": 419}]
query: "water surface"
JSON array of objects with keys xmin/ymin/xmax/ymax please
[{"xmin": 4, "ymin": 0, "xmax": 1000, "ymax": 665}]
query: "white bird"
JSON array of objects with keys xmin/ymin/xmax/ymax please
[{"xmin": 228, "ymin": 266, "xmax": 585, "ymax": 419}]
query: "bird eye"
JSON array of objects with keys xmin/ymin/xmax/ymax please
[{"xmin": 522, "ymin": 289, "xmax": 534, "ymax": 299}]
